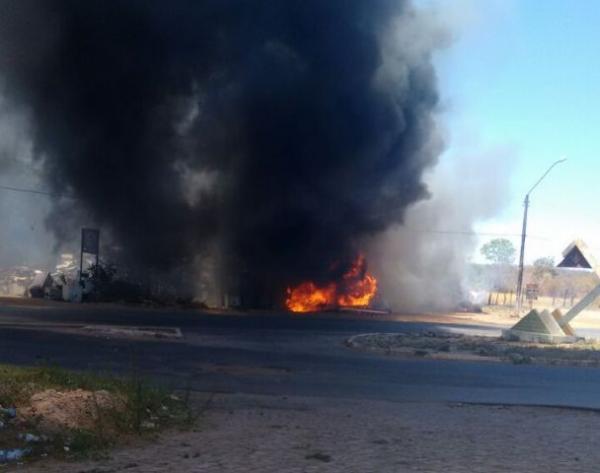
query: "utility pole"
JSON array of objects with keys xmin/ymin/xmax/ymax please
[
  {"xmin": 515, "ymin": 194, "xmax": 529, "ymax": 315},
  {"xmin": 515, "ymin": 158, "xmax": 566, "ymax": 315}
]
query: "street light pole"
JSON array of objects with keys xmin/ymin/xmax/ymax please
[
  {"xmin": 515, "ymin": 194, "xmax": 530, "ymax": 315},
  {"xmin": 515, "ymin": 158, "xmax": 566, "ymax": 315}
]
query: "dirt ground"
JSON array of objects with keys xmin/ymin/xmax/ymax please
[{"xmin": 11, "ymin": 393, "xmax": 600, "ymax": 473}]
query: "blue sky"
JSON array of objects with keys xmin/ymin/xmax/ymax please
[{"xmin": 430, "ymin": 0, "xmax": 600, "ymax": 263}]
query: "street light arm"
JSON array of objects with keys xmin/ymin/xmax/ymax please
[
  {"xmin": 515, "ymin": 156, "xmax": 566, "ymax": 315},
  {"xmin": 526, "ymin": 157, "xmax": 567, "ymax": 196}
]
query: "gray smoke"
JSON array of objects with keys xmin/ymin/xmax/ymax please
[{"xmin": 0, "ymin": 97, "xmax": 56, "ymax": 269}]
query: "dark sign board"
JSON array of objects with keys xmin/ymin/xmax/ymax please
[
  {"xmin": 81, "ymin": 228, "xmax": 100, "ymax": 255},
  {"xmin": 525, "ymin": 283, "xmax": 539, "ymax": 301}
]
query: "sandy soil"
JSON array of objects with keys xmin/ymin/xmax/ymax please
[
  {"xmin": 18, "ymin": 389, "xmax": 124, "ymax": 433},
  {"xmin": 11, "ymin": 393, "xmax": 600, "ymax": 473}
]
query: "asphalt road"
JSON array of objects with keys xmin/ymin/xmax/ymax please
[{"xmin": 1, "ymin": 303, "xmax": 600, "ymax": 409}]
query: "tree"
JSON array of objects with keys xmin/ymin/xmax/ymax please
[
  {"xmin": 532, "ymin": 257, "xmax": 557, "ymax": 281},
  {"xmin": 480, "ymin": 238, "xmax": 516, "ymax": 265}
]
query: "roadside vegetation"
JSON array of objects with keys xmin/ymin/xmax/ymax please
[
  {"xmin": 471, "ymin": 239, "xmax": 599, "ymax": 311},
  {"xmin": 0, "ymin": 364, "xmax": 192, "ymax": 465}
]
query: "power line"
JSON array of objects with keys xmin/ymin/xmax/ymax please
[
  {"xmin": 0, "ymin": 184, "xmax": 67, "ymax": 198},
  {"xmin": 402, "ymin": 228, "xmax": 551, "ymax": 241},
  {"xmin": 0, "ymin": 183, "xmax": 553, "ymax": 241}
]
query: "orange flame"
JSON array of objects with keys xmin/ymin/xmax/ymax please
[{"xmin": 285, "ymin": 255, "xmax": 377, "ymax": 313}]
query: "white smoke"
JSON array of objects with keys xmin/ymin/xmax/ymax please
[{"xmin": 366, "ymin": 144, "xmax": 516, "ymax": 312}]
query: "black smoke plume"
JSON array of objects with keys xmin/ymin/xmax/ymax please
[{"xmin": 0, "ymin": 0, "xmax": 443, "ymax": 302}]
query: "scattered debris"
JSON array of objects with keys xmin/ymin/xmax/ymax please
[
  {"xmin": 507, "ymin": 353, "xmax": 532, "ymax": 365},
  {"xmin": 0, "ymin": 448, "xmax": 30, "ymax": 463},
  {"xmin": 18, "ymin": 433, "xmax": 47, "ymax": 443},
  {"xmin": 455, "ymin": 300, "xmax": 483, "ymax": 313},
  {"xmin": 28, "ymin": 272, "xmax": 54, "ymax": 299},
  {"xmin": 305, "ymin": 452, "xmax": 332, "ymax": 463},
  {"xmin": 0, "ymin": 407, "xmax": 17, "ymax": 419}
]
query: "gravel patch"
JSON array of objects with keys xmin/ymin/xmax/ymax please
[{"xmin": 346, "ymin": 331, "xmax": 600, "ymax": 366}]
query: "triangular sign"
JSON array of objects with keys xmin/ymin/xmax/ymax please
[{"xmin": 557, "ymin": 241, "xmax": 594, "ymax": 269}]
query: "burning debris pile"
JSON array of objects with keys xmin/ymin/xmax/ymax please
[
  {"xmin": 286, "ymin": 255, "xmax": 377, "ymax": 312},
  {"xmin": 0, "ymin": 1, "xmax": 444, "ymax": 308}
]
